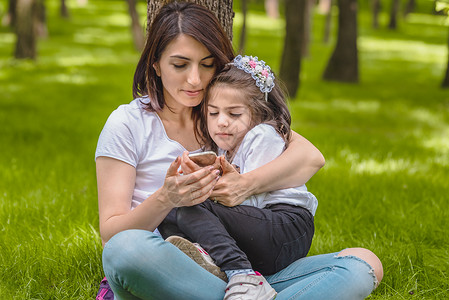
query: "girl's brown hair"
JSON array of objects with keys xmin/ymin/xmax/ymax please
[
  {"xmin": 196, "ymin": 64, "xmax": 292, "ymax": 153},
  {"xmin": 132, "ymin": 1, "xmax": 235, "ymax": 112}
]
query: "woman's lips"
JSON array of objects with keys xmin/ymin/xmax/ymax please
[{"xmin": 184, "ymin": 89, "xmax": 202, "ymax": 97}]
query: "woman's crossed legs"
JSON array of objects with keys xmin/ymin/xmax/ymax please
[{"xmin": 103, "ymin": 230, "xmax": 382, "ymax": 300}]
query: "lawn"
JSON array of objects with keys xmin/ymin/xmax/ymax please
[{"xmin": 0, "ymin": 0, "xmax": 448, "ymax": 299}]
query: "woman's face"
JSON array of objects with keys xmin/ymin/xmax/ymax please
[
  {"xmin": 154, "ymin": 34, "xmax": 216, "ymax": 109},
  {"xmin": 207, "ymin": 85, "xmax": 252, "ymax": 154}
]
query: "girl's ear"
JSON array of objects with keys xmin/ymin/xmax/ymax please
[{"xmin": 153, "ymin": 63, "xmax": 161, "ymax": 77}]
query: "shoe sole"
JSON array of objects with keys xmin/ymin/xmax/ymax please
[{"xmin": 166, "ymin": 236, "xmax": 228, "ymax": 282}]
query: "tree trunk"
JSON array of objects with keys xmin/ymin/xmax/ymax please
[
  {"xmin": 279, "ymin": 0, "xmax": 306, "ymax": 98},
  {"xmin": 442, "ymin": 28, "xmax": 449, "ymax": 88},
  {"xmin": 403, "ymin": 0, "xmax": 415, "ymax": 17},
  {"xmin": 147, "ymin": 0, "xmax": 234, "ymax": 42},
  {"xmin": 238, "ymin": 0, "xmax": 247, "ymax": 54},
  {"xmin": 301, "ymin": 0, "xmax": 314, "ymax": 58},
  {"xmin": 61, "ymin": 0, "xmax": 69, "ymax": 18},
  {"xmin": 127, "ymin": 0, "xmax": 145, "ymax": 51},
  {"xmin": 388, "ymin": 0, "xmax": 400, "ymax": 30},
  {"xmin": 372, "ymin": 0, "xmax": 381, "ymax": 29},
  {"xmin": 35, "ymin": 0, "xmax": 48, "ymax": 38},
  {"xmin": 265, "ymin": 0, "xmax": 279, "ymax": 18},
  {"xmin": 2, "ymin": 0, "xmax": 17, "ymax": 27},
  {"xmin": 322, "ymin": 0, "xmax": 358, "ymax": 83},
  {"xmin": 14, "ymin": 0, "xmax": 37, "ymax": 59},
  {"xmin": 323, "ymin": 0, "xmax": 332, "ymax": 44}
]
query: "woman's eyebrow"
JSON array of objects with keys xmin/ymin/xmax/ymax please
[
  {"xmin": 169, "ymin": 55, "xmax": 214, "ymax": 61},
  {"xmin": 169, "ymin": 55, "xmax": 190, "ymax": 60},
  {"xmin": 201, "ymin": 55, "xmax": 214, "ymax": 61}
]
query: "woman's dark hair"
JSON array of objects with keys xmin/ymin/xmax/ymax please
[
  {"xmin": 132, "ymin": 1, "xmax": 235, "ymax": 112},
  {"xmin": 196, "ymin": 64, "xmax": 292, "ymax": 153}
]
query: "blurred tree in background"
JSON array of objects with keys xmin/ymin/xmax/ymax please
[
  {"xmin": 322, "ymin": 0, "xmax": 359, "ymax": 83},
  {"xmin": 127, "ymin": 0, "xmax": 144, "ymax": 51},
  {"xmin": 14, "ymin": 0, "xmax": 37, "ymax": 59},
  {"xmin": 279, "ymin": 0, "xmax": 306, "ymax": 97},
  {"xmin": 436, "ymin": 0, "xmax": 449, "ymax": 87},
  {"xmin": 389, "ymin": 0, "xmax": 400, "ymax": 29}
]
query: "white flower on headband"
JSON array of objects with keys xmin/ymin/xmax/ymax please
[{"xmin": 233, "ymin": 55, "xmax": 275, "ymax": 95}]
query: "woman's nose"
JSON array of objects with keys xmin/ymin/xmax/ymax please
[{"xmin": 187, "ymin": 66, "xmax": 201, "ymax": 86}]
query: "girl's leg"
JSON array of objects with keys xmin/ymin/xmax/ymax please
[
  {"xmin": 102, "ymin": 229, "xmax": 226, "ymax": 300},
  {"xmin": 266, "ymin": 249, "xmax": 382, "ymax": 300},
  {"xmin": 176, "ymin": 201, "xmax": 314, "ymax": 274}
]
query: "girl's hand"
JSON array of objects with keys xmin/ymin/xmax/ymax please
[
  {"xmin": 162, "ymin": 157, "xmax": 220, "ymax": 208},
  {"xmin": 211, "ymin": 156, "xmax": 249, "ymax": 207}
]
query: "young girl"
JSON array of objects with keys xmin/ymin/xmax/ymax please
[{"xmin": 170, "ymin": 55, "xmax": 318, "ymax": 300}]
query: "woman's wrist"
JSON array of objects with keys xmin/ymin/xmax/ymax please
[
  {"xmin": 241, "ymin": 172, "xmax": 260, "ymax": 197},
  {"xmin": 153, "ymin": 188, "xmax": 176, "ymax": 210}
]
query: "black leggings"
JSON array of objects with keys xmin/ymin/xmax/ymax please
[{"xmin": 159, "ymin": 200, "xmax": 314, "ymax": 275}]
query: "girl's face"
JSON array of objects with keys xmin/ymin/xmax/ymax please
[
  {"xmin": 207, "ymin": 85, "xmax": 252, "ymax": 154},
  {"xmin": 154, "ymin": 34, "xmax": 216, "ymax": 110}
]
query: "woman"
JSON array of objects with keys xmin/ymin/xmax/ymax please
[{"xmin": 96, "ymin": 2, "xmax": 383, "ymax": 299}]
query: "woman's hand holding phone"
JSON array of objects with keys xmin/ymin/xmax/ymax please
[{"xmin": 181, "ymin": 151, "xmax": 220, "ymax": 175}]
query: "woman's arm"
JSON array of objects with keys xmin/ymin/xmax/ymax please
[
  {"xmin": 212, "ymin": 131, "xmax": 324, "ymax": 207},
  {"xmin": 97, "ymin": 156, "xmax": 219, "ymax": 245}
]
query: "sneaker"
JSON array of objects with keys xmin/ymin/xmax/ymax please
[
  {"xmin": 166, "ymin": 235, "xmax": 228, "ymax": 282},
  {"xmin": 224, "ymin": 272, "xmax": 277, "ymax": 300}
]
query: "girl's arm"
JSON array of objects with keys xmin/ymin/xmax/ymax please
[
  {"xmin": 212, "ymin": 131, "xmax": 324, "ymax": 207},
  {"xmin": 97, "ymin": 156, "xmax": 219, "ymax": 245}
]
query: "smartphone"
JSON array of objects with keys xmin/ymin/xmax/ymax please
[{"xmin": 188, "ymin": 151, "xmax": 217, "ymax": 167}]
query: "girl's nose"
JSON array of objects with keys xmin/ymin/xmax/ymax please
[{"xmin": 217, "ymin": 114, "xmax": 228, "ymax": 127}]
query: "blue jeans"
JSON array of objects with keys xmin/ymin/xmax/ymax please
[{"xmin": 103, "ymin": 230, "xmax": 376, "ymax": 300}]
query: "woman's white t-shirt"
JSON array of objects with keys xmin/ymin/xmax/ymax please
[{"xmin": 95, "ymin": 98, "xmax": 201, "ymax": 209}]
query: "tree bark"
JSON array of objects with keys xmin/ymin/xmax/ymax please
[
  {"xmin": 442, "ymin": 28, "xmax": 449, "ymax": 88},
  {"xmin": 403, "ymin": 0, "xmax": 415, "ymax": 17},
  {"xmin": 279, "ymin": 0, "xmax": 306, "ymax": 98},
  {"xmin": 302, "ymin": 0, "xmax": 314, "ymax": 57},
  {"xmin": 372, "ymin": 0, "xmax": 381, "ymax": 29},
  {"xmin": 2, "ymin": 0, "xmax": 17, "ymax": 27},
  {"xmin": 238, "ymin": 0, "xmax": 247, "ymax": 54},
  {"xmin": 388, "ymin": 0, "xmax": 400, "ymax": 30},
  {"xmin": 322, "ymin": 0, "xmax": 358, "ymax": 83},
  {"xmin": 14, "ymin": 0, "xmax": 37, "ymax": 59},
  {"xmin": 35, "ymin": 0, "xmax": 47, "ymax": 38},
  {"xmin": 323, "ymin": 0, "xmax": 332, "ymax": 44},
  {"xmin": 127, "ymin": 0, "xmax": 145, "ymax": 51},
  {"xmin": 147, "ymin": 0, "xmax": 234, "ymax": 42},
  {"xmin": 61, "ymin": 0, "xmax": 69, "ymax": 18}
]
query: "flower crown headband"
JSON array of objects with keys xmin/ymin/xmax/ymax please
[{"xmin": 231, "ymin": 55, "xmax": 275, "ymax": 101}]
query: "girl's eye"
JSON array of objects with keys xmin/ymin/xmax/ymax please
[
  {"xmin": 173, "ymin": 64, "xmax": 186, "ymax": 69},
  {"xmin": 230, "ymin": 113, "xmax": 242, "ymax": 117},
  {"xmin": 209, "ymin": 112, "xmax": 218, "ymax": 116},
  {"xmin": 202, "ymin": 63, "xmax": 214, "ymax": 68}
]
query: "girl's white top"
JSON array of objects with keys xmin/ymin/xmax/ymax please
[
  {"xmin": 95, "ymin": 98, "xmax": 202, "ymax": 209},
  {"xmin": 220, "ymin": 124, "xmax": 318, "ymax": 215}
]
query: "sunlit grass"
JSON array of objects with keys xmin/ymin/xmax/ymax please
[{"xmin": 0, "ymin": 0, "xmax": 448, "ymax": 299}]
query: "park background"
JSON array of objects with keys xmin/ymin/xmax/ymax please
[{"xmin": 0, "ymin": 0, "xmax": 448, "ymax": 298}]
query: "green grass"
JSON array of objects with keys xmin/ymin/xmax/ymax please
[{"xmin": 1, "ymin": 0, "xmax": 448, "ymax": 298}]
